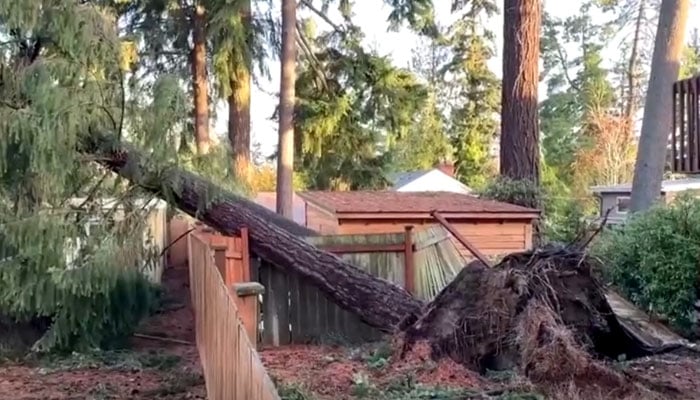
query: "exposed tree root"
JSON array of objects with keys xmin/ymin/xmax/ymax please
[{"xmin": 399, "ymin": 246, "xmax": 673, "ymax": 398}]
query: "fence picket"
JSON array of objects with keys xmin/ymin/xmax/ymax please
[{"xmin": 188, "ymin": 233, "xmax": 280, "ymax": 399}]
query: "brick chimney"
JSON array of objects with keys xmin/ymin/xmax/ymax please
[{"xmin": 435, "ymin": 161, "xmax": 455, "ymax": 177}]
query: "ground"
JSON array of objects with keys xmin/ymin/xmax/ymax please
[
  {"xmin": 0, "ymin": 264, "xmax": 206, "ymax": 400},
  {"xmin": 3, "ymin": 261, "xmax": 700, "ymax": 400}
]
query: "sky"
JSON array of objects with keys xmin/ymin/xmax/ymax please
[{"xmin": 213, "ymin": 0, "xmax": 700, "ymax": 158}]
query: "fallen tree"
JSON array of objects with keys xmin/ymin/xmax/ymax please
[
  {"xmin": 84, "ymin": 132, "xmax": 686, "ymax": 397},
  {"xmin": 83, "ymin": 132, "xmax": 423, "ymax": 330}
]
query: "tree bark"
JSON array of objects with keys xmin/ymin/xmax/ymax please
[
  {"xmin": 228, "ymin": 0, "xmax": 252, "ymax": 185},
  {"xmin": 191, "ymin": 3, "xmax": 210, "ymax": 156},
  {"xmin": 276, "ymin": 0, "xmax": 296, "ymax": 218},
  {"xmin": 624, "ymin": 0, "xmax": 646, "ymax": 122},
  {"xmin": 630, "ymin": 0, "xmax": 690, "ymax": 212},
  {"xmin": 499, "ymin": 0, "xmax": 541, "ymax": 186},
  {"xmin": 83, "ymin": 132, "xmax": 422, "ymax": 330}
]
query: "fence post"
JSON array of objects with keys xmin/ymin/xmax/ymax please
[
  {"xmin": 232, "ymin": 282, "xmax": 265, "ymax": 348},
  {"xmin": 404, "ymin": 225, "xmax": 415, "ymax": 295},
  {"xmin": 240, "ymin": 227, "xmax": 251, "ymax": 281}
]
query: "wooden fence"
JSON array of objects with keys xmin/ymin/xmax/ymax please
[
  {"xmin": 671, "ymin": 74, "xmax": 700, "ymax": 173},
  {"xmin": 188, "ymin": 231, "xmax": 280, "ymax": 400},
  {"xmin": 257, "ymin": 225, "xmax": 465, "ymax": 346}
]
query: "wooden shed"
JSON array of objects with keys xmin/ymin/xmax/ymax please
[{"xmin": 297, "ymin": 191, "xmax": 540, "ymax": 259}]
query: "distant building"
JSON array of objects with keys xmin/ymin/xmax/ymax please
[
  {"xmin": 590, "ymin": 178, "xmax": 700, "ymax": 224},
  {"xmin": 388, "ymin": 162, "xmax": 472, "ymax": 194}
]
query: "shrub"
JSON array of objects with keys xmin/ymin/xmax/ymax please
[
  {"xmin": 0, "ymin": 217, "xmax": 160, "ymax": 353},
  {"xmin": 593, "ymin": 195, "xmax": 700, "ymax": 335},
  {"xmin": 480, "ymin": 177, "xmax": 593, "ymax": 245}
]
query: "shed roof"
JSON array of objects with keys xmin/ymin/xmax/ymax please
[{"xmin": 297, "ymin": 191, "xmax": 539, "ymax": 216}]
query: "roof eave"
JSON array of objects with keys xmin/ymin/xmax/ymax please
[{"xmin": 335, "ymin": 211, "xmax": 540, "ymax": 220}]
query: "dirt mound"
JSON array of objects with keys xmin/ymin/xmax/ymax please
[{"xmin": 399, "ymin": 246, "xmax": 660, "ymax": 397}]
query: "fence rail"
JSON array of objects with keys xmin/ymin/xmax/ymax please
[
  {"xmin": 671, "ymin": 74, "xmax": 700, "ymax": 173},
  {"xmin": 188, "ymin": 232, "xmax": 279, "ymax": 400}
]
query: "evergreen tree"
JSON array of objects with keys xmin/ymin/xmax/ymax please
[
  {"xmin": 0, "ymin": 0, "xmax": 178, "ymax": 351},
  {"xmin": 391, "ymin": 36, "xmax": 451, "ymax": 172},
  {"xmin": 293, "ymin": 15, "xmax": 427, "ymax": 190},
  {"xmin": 445, "ymin": 0, "xmax": 500, "ymax": 189}
]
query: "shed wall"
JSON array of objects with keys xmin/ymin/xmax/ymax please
[
  {"xmin": 304, "ymin": 203, "xmax": 339, "ymax": 234},
  {"xmin": 335, "ymin": 218, "xmax": 533, "ymax": 259}
]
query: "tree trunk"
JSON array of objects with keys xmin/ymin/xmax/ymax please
[
  {"xmin": 228, "ymin": 0, "xmax": 252, "ymax": 185},
  {"xmin": 191, "ymin": 3, "xmax": 210, "ymax": 156},
  {"xmin": 499, "ymin": 0, "xmax": 541, "ymax": 186},
  {"xmin": 83, "ymin": 133, "xmax": 422, "ymax": 330},
  {"xmin": 623, "ymin": 0, "xmax": 646, "ymax": 121},
  {"xmin": 630, "ymin": 0, "xmax": 690, "ymax": 212},
  {"xmin": 276, "ymin": 0, "xmax": 296, "ymax": 218}
]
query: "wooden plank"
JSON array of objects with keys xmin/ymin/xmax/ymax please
[
  {"xmin": 260, "ymin": 263, "xmax": 275, "ymax": 346},
  {"xmin": 317, "ymin": 243, "xmax": 405, "ymax": 253},
  {"xmin": 432, "ymin": 211, "xmax": 492, "ymax": 267},
  {"xmin": 681, "ymin": 81, "xmax": 687, "ymax": 171},
  {"xmin": 673, "ymin": 82, "xmax": 678, "ymax": 171},
  {"xmin": 404, "ymin": 226, "xmax": 415, "ymax": 294},
  {"xmin": 287, "ymin": 272, "xmax": 302, "ymax": 343}
]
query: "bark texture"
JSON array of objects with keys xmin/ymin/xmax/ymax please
[
  {"xmin": 500, "ymin": 0, "xmax": 541, "ymax": 185},
  {"xmin": 276, "ymin": 0, "xmax": 296, "ymax": 218},
  {"xmin": 228, "ymin": 1, "xmax": 252, "ymax": 185},
  {"xmin": 84, "ymin": 133, "xmax": 422, "ymax": 330},
  {"xmin": 623, "ymin": 0, "xmax": 647, "ymax": 121},
  {"xmin": 630, "ymin": 0, "xmax": 690, "ymax": 212},
  {"xmin": 191, "ymin": 4, "xmax": 210, "ymax": 156}
]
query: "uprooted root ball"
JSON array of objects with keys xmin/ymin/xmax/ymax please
[{"xmin": 399, "ymin": 247, "xmax": 651, "ymax": 395}]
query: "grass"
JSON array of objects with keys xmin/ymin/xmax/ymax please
[{"xmin": 29, "ymin": 348, "xmax": 183, "ymax": 374}]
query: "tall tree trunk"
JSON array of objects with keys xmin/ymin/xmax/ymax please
[
  {"xmin": 624, "ymin": 0, "xmax": 646, "ymax": 121},
  {"xmin": 228, "ymin": 0, "xmax": 252, "ymax": 185},
  {"xmin": 276, "ymin": 0, "xmax": 296, "ymax": 218},
  {"xmin": 630, "ymin": 0, "xmax": 690, "ymax": 212},
  {"xmin": 499, "ymin": 0, "xmax": 541, "ymax": 187},
  {"xmin": 82, "ymin": 133, "xmax": 421, "ymax": 330},
  {"xmin": 191, "ymin": 3, "xmax": 210, "ymax": 155}
]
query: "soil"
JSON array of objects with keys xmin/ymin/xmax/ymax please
[
  {"xmin": 0, "ymin": 264, "xmax": 206, "ymax": 400},
  {"xmin": 260, "ymin": 342, "xmax": 501, "ymax": 400}
]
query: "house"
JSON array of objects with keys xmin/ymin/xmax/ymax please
[
  {"xmin": 297, "ymin": 191, "xmax": 539, "ymax": 260},
  {"xmin": 388, "ymin": 162, "xmax": 472, "ymax": 194},
  {"xmin": 590, "ymin": 178, "xmax": 700, "ymax": 224},
  {"xmin": 68, "ymin": 197, "xmax": 168, "ymax": 284}
]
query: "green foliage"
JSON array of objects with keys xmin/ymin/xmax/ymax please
[
  {"xmin": 680, "ymin": 29, "xmax": 700, "ymax": 79},
  {"xmin": 480, "ymin": 177, "xmax": 542, "ymax": 210},
  {"xmin": 278, "ymin": 383, "xmax": 316, "ymax": 400},
  {"xmin": 444, "ymin": 0, "xmax": 500, "ymax": 190},
  {"xmin": 294, "ymin": 15, "xmax": 427, "ymax": 190},
  {"xmin": 480, "ymin": 172, "xmax": 594, "ymax": 244},
  {"xmin": 0, "ymin": 1, "xmax": 184, "ymax": 353},
  {"xmin": 33, "ymin": 348, "xmax": 181, "ymax": 373},
  {"xmin": 594, "ymin": 195, "xmax": 700, "ymax": 334}
]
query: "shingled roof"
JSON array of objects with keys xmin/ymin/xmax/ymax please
[{"xmin": 297, "ymin": 191, "xmax": 539, "ymax": 215}]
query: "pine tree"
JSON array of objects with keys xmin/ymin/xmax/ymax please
[
  {"xmin": 0, "ymin": 0, "xmax": 177, "ymax": 351},
  {"xmin": 446, "ymin": 0, "xmax": 500, "ymax": 189},
  {"xmin": 293, "ymin": 12, "xmax": 427, "ymax": 190}
]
